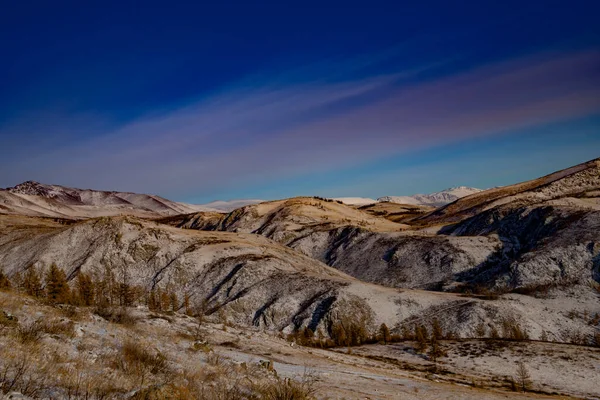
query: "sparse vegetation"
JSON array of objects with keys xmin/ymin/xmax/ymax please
[{"xmin": 515, "ymin": 361, "xmax": 532, "ymax": 392}]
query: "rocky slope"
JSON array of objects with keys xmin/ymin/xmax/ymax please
[
  {"xmin": 166, "ymin": 160, "xmax": 600, "ymax": 304},
  {"xmin": 1, "ymin": 214, "xmax": 596, "ymax": 345},
  {"xmin": 417, "ymin": 158, "xmax": 600, "ymax": 227},
  {"xmin": 0, "ymin": 181, "xmax": 218, "ymax": 218}
]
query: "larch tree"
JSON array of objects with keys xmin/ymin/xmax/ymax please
[
  {"xmin": 46, "ymin": 263, "xmax": 71, "ymax": 304},
  {"xmin": 76, "ymin": 272, "xmax": 95, "ymax": 306},
  {"xmin": 379, "ymin": 323, "xmax": 391, "ymax": 344},
  {"xmin": 23, "ymin": 266, "xmax": 43, "ymax": 297}
]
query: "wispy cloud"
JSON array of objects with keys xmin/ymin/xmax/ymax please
[{"xmin": 1, "ymin": 49, "xmax": 599, "ymax": 199}]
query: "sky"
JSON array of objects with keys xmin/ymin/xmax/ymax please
[{"xmin": 0, "ymin": 1, "xmax": 599, "ymax": 203}]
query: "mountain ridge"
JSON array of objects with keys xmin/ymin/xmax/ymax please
[
  {"xmin": 0, "ymin": 180, "xmax": 220, "ymax": 218},
  {"xmin": 378, "ymin": 186, "xmax": 483, "ymax": 207}
]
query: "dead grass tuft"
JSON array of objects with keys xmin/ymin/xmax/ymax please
[{"xmin": 94, "ymin": 305, "xmax": 137, "ymax": 326}]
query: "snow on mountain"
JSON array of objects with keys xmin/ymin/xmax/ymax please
[{"xmin": 378, "ymin": 186, "xmax": 482, "ymax": 207}]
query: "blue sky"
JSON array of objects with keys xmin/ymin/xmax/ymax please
[{"xmin": 0, "ymin": 1, "xmax": 599, "ymax": 203}]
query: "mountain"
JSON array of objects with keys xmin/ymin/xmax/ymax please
[
  {"xmin": 378, "ymin": 186, "xmax": 483, "ymax": 207},
  {"xmin": 0, "ymin": 158, "xmax": 598, "ymax": 348},
  {"xmin": 0, "ymin": 181, "xmax": 218, "ymax": 218},
  {"xmin": 165, "ymin": 159, "xmax": 599, "ymax": 342},
  {"xmin": 417, "ymin": 159, "xmax": 600, "ymax": 226}
]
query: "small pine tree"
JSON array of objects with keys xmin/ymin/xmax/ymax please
[
  {"xmin": 170, "ymin": 292, "xmax": 178, "ymax": 312},
  {"xmin": 160, "ymin": 289, "xmax": 171, "ymax": 312},
  {"xmin": 46, "ymin": 263, "xmax": 71, "ymax": 304},
  {"xmin": 515, "ymin": 361, "xmax": 531, "ymax": 392},
  {"xmin": 490, "ymin": 326, "xmax": 500, "ymax": 339},
  {"xmin": 331, "ymin": 322, "xmax": 348, "ymax": 347},
  {"xmin": 475, "ymin": 322, "xmax": 486, "ymax": 337},
  {"xmin": 23, "ymin": 266, "xmax": 43, "ymax": 297},
  {"xmin": 76, "ymin": 272, "xmax": 95, "ymax": 306},
  {"xmin": 118, "ymin": 282, "xmax": 134, "ymax": 307},
  {"xmin": 379, "ymin": 323, "xmax": 391, "ymax": 344},
  {"xmin": 148, "ymin": 289, "xmax": 159, "ymax": 311},
  {"xmin": 428, "ymin": 335, "xmax": 446, "ymax": 363},
  {"xmin": 401, "ymin": 324, "xmax": 413, "ymax": 340},
  {"xmin": 415, "ymin": 324, "xmax": 428, "ymax": 353},
  {"xmin": 431, "ymin": 318, "xmax": 443, "ymax": 340},
  {"xmin": 302, "ymin": 327, "xmax": 315, "ymax": 345},
  {"xmin": 183, "ymin": 293, "xmax": 192, "ymax": 316}
]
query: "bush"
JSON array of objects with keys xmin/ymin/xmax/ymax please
[
  {"xmin": 94, "ymin": 305, "xmax": 137, "ymax": 326},
  {"xmin": 256, "ymin": 371, "xmax": 317, "ymax": 400},
  {"xmin": 42, "ymin": 318, "xmax": 75, "ymax": 338},
  {"xmin": 500, "ymin": 318, "xmax": 529, "ymax": 340},
  {"xmin": 16, "ymin": 320, "xmax": 45, "ymax": 344},
  {"xmin": 115, "ymin": 340, "xmax": 170, "ymax": 386}
]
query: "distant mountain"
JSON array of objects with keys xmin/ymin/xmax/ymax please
[
  {"xmin": 0, "ymin": 181, "xmax": 218, "ymax": 218},
  {"xmin": 378, "ymin": 186, "xmax": 482, "ymax": 207},
  {"xmin": 199, "ymin": 199, "xmax": 266, "ymax": 212}
]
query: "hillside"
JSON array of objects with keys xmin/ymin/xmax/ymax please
[
  {"xmin": 165, "ymin": 160, "xmax": 600, "ymax": 311},
  {"xmin": 417, "ymin": 158, "xmax": 600, "ymax": 227},
  {"xmin": 1, "ymin": 214, "xmax": 597, "ymax": 347},
  {"xmin": 0, "ymin": 181, "xmax": 218, "ymax": 218}
]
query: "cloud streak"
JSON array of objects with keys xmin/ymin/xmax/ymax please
[{"xmin": 1, "ymin": 49, "xmax": 599, "ymax": 200}]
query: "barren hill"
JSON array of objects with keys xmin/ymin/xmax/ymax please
[
  {"xmin": 0, "ymin": 181, "xmax": 218, "ymax": 218},
  {"xmin": 417, "ymin": 158, "xmax": 600, "ymax": 227},
  {"xmin": 1, "ymin": 214, "xmax": 596, "ymax": 346},
  {"xmin": 165, "ymin": 160, "xmax": 600, "ymax": 306}
]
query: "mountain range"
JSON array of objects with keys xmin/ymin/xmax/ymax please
[
  {"xmin": 0, "ymin": 158, "xmax": 598, "ymax": 398},
  {"xmin": 0, "ymin": 181, "xmax": 483, "ymax": 219}
]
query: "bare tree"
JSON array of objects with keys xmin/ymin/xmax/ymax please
[{"xmin": 515, "ymin": 361, "xmax": 531, "ymax": 392}]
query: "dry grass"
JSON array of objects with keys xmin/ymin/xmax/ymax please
[
  {"xmin": 0, "ymin": 289, "xmax": 322, "ymax": 400},
  {"xmin": 113, "ymin": 340, "xmax": 171, "ymax": 387},
  {"xmin": 255, "ymin": 369, "xmax": 318, "ymax": 400},
  {"xmin": 94, "ymin": 305, "xmax": 138, "ymax": 326}
]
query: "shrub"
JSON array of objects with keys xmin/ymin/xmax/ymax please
[
  {"xmin": 16, "ymin": 320, "xmax": 44, "ymax": 344},
  {"xmin": 501, "ymin": 318, "xmax": 529, "ymax": 340},
  {"xmin": 475, "ymin": 322, "xmax": 486, "ymax": 337},
  {"xmin": 0, "ymin": 310, "xmax": 18, "ymax": 329},
  {"xmin": 115, "ymin": 340, "xmax": 170, "ymax": 386},
  {"xmin": 256, "ymin": 370, "xmax": 317, "ymax": 400},
  {"xmin": 42, "ymin": 318, "xmax": 75, "ymax": 338},
  {"xmin": 0, "ymin": 353, "xmax": 50, "ymax": 397},
  {"xmin": 94, "ymin": 305, "xmax": 137, "ymax": 326}
]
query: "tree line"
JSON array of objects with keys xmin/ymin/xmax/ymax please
[{"xmin": 0, "ymin": 264, "xmax": 192, "ymax": 315}]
